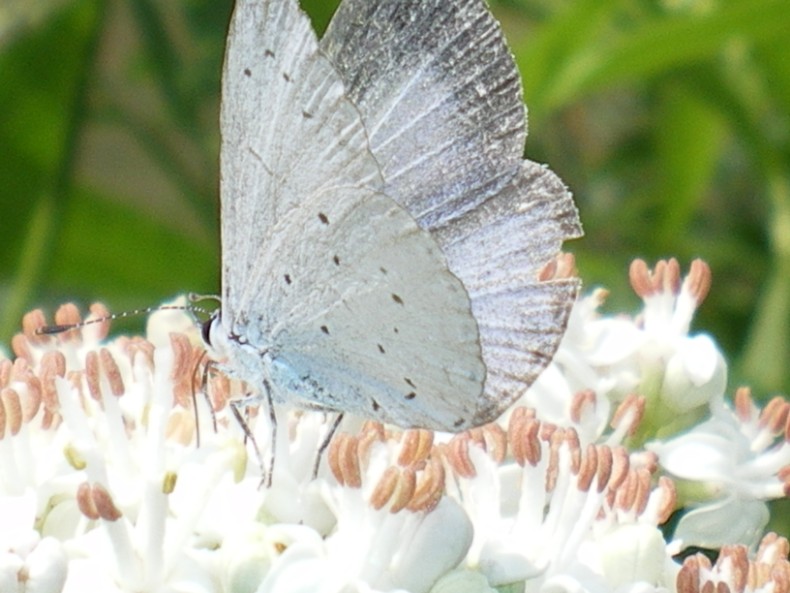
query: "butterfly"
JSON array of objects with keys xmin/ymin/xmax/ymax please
[{"xmin": 203, "ymin": 0, "xmax": 582, "ymax": 436}]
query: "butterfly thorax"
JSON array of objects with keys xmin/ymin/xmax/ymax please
[
  {"xmin": 202, "ymin": 310, "xmax": 340, "ymax": 412},
  {"xmin": 202, "ymin": 311, "xmax": 272, "ymax": 383}
]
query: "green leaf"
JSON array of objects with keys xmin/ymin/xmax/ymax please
[
  {"xmin": 0, "ymin": 0, "xmax": 106, "ymax": 341},
  {"xmin": 539, "ymin": 0, "xmax": 790, "ymax": 114}
]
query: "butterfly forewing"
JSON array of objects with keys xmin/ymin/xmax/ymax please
[
  {"xmin": 321, "ymin": 0, "xmax": 526, "ymax": 223},
  {"xmin": 219, "ymin": 0, "xmax": 486, "ymax": 430}
]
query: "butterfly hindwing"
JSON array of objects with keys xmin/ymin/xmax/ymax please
[{"xmin": 321, "ymin": 0, "xmax": 582, "ymax": 420}]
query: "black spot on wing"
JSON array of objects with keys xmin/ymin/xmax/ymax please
[
  {"xmin": 333, "ymin": 255, "xmax": 340, "ymax": 266},
  {"xmin": 243, "ymin": 68, "xmax": 252, "ymax": 76},
  {"xmin": 303, "ymin": 111, "xmax": 314, "ymax": 119},
  {"xmin": 320, "ymin": 325, "xmax": 329, "ymax": 335},
  {"xmin": 284, "ymin": 274, "xmax": 292, "ymax": 285},
  {"xmin": 283, "ymin": 72, "xmax": 291, "ymax": 82},
  {"xmin": 371, "ymin": 399, "xmax": 380, "ymax": 412},
  {"xmin": 377, "ymin": 344, "xmax": 385, "ymax": 354},
  {"xmin": 264, "ymin": 49, "xmax": 274, "ymax": 58},
  {"xmin": 405, "ymin": 392, "xmax": 416, "ymax": 400},
  {"xmin": 391, "ymin": 293, "xmax": 404, "ymax": 305},
  {"xmin": 318, "ymin": 212, "xmax": 329, "ymax": 225}
]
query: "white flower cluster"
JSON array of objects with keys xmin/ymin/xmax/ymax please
[{"xmin": 0, "ymin": 259, "xmax": 787, "ymax": 593}]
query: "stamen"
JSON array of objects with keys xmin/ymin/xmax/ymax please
[
  {"xmin": 613, "ymin": 472, "xmax": 637, "ymax": 513},
  {"xmin": 86, "ymin": 303, "xmax": 112, "ymax": 341},
  {"xmin": 170, "ymin": 333, "xmax": 195, "ymax": 407},
  {"xmin": 538, "ymin": 252, "xmax": 577, "ymax": 281},
  {"xmin": 360, "ymin": 420, "xmax": 386, "ymax": 441},
  {"xmin": 447, "ymin": 433, "xmax": 476, "ymax": 478},
  {"xmin": 465, "ymin": 423, "xmax": 507, "ymax": 463},
  {"xmin": 609, "ymin": 447, "xmax": 631, "ymax": 492},
  {"xmin": 54, "ymin": 304, "xmax": 83, "ymax": 342},
  {"xmin": 388, "ymin": 467, "xmax": 416, "ymax": 513},
  {"xmin": 370, "ymin": 466, "xmax": 399, "ymax": 510},
  {"xmin": 40, "ymin": 351, "xmax": 66, "ymax": 406},
  {"xmin": 734, "ymin": 386, "xmax": 755, "ymax": 422},
  {"xmin": 683, "ymin": 260, "xmax": 712, "ymax": 305},
  {"xmin": 0, "ymin": 358, "xmax": 11, "ymax": 387},
  {"xmin": 119, "ymin": 336, "xmax": 156, "ymax": 372},
  {"xmin": 565, "ymin": 429, "xmax": 582, "ymax": 474},
  {"xmin": 486, "ymin": 423, "xmax": 508, "ymax": 462},
  {"xmin": 634, "ymin": 468, "xmax": 652, "ymax": 515},
  {"xmin": 357, "ymin": 422, "xmax": 386, "ymax": 460},
  {"xmin": 64, "ymin": 444, "xmax": 86, "ymax": 470},
  {"xmin": 570, "ymin": 389, "xmax": 597, "ymax": 424},
  {"xmin": 397, "ymin": 429, "xmax": 433, "ymax": 466},
  {"xmin": 85, "ymin": 351, "xmax": 101, "ymax": 401},
  {"xmin": 163, "ymin": 471, "xmax": 177, "ymax": 494},
  {"xmin": 678, "ymin": 534, "xmax": 790, "ymax": 593},
  {"xmin": 11, "ymin": 334, "xmax": 33, "ymax": 364},
  {"xmin": 655, "ymin": 477, "xmax": 677, "ymax": 524},
  {"xmin": 576, "ymin": 444, "xmax": 598, "ymax": 491},
  {"xmin": 208, "ymin": 371, "xmax": 231, "ymax": 412},
  {"xmin": 546, "ymin": 430, "xmax": 563, "ymax": 492},
  {"xmin": 610, "ymin": 394, "xmax": 646, "ymax": 436},
  {"xmin": 629, "ymin": 258, "xmax": 682, "ymax": 298},
  {"xmin": 508, "ymin": 408, "xmax": 541, "ymax": 466},
  {"xmin": 99, "ymin": 349, "xmax": 125, "ymax": 398},
  {"xmin": 1, "ymin": 388, "xmax": 22, "ymax": 436},
  {"xmin": 756, "ymin": 532, "xmax": 790, "ymax": 564},
  {"xmin": 408, "ymin": 458, "xmax": 444, "ymax": 513},
  {"xmin": 21, "ymin": 309, "xmax": 49, "ymax": 345},
  {"xmin": 540, "ymin": 421, "xmax": 558, "ymax": 442},
  {"xmin": 91, "ymin": 483, "xmax": 123, "ymax": 521},
  {"xmin": 77, "ymin": 482, "xmax": 100, "ymax": 519},
  {"xmin": 596, "ymin": 445, "xmax": 613, "ymax": 493},
  {"xmin": 11, "ymin": 358, "xmax": 42, "ymax": 422},
  {"xmin": 328, "ymin": 433, "xmax": 362, "ymax": 488},
  {"xmin": 165, "ymin": 408, "xmax": 196, "ymax": 446},
  {"xmin": 759, "ymin": 396, "xmax": 789, "ymax": 434}
]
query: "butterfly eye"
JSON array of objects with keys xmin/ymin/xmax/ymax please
[{"xmin": 201, "ymin": 316, "xmax": 215, "ymax": 347}]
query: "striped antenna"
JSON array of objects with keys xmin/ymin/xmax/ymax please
[{"xmin": 35, "ymin": 295, "xmax": 216, "ymax": 336}]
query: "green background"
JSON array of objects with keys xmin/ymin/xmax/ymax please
[{"xmin": 0, "ymin": 0, "xmax": 787, "ymax": 394}]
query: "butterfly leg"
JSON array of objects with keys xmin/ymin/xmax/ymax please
[
  {"xmin": 229, "ymin": 380, "xmax": 275, "ymax": 488},
  {"xmin": 192, "ymin": 352, "xmax": 219, "ymax": 448},
  {"xmin": 263, "ymin": 379, "xmax": 276, "ymax": 487},
  {"xmin": 312, "ymin": 412, "xmax": 344, "ymax": 478}
]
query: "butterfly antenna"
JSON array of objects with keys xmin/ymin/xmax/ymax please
[
  {"xmin": 34, "ymin": 304, "xmax": 213, "ymax": 336},
  {"xmin": 187, "ymin": 292, "xmax": 221, "ymax": 306}
]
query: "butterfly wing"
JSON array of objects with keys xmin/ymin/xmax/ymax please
[
  {"xmin": 220, "ymin": 0, "xmax": 485, "ymax": 430},
  {"xmin": 322, "ymin": 0, "xmax": 583, "ymax": 421}
]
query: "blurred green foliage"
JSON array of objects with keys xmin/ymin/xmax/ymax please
[{"xmin": 0, "ymin": 0, "xmax": 788, "ymax": 399}]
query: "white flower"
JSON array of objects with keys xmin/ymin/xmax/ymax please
[
  {"xmin": 525, "ymin": 259, "xmax": 726, "ymax": 447},
  {"xmin": 676, "ymin": 533, "xmax": 790, "ymax": 593},
  {"xmin": 626, "ymin": 259, "xmax": 726, "ymax": 434},
  {"xmin": 432, "ymin": 410, "xmax": 678, "ymax": 593},
  {"xmin": 0, "ymin": 491, "xmax": 67, "ymax": 593},
  {"xmin": 649, "ymin": 387, "xmax": 790, "ymax": 552},
  {"xmin": 1, "ymin": 256, "xmax": 787, "ymax": 593},
  {"xmin": 3, "ymin": 303, "xmax": 247, "ymax": 592}
]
